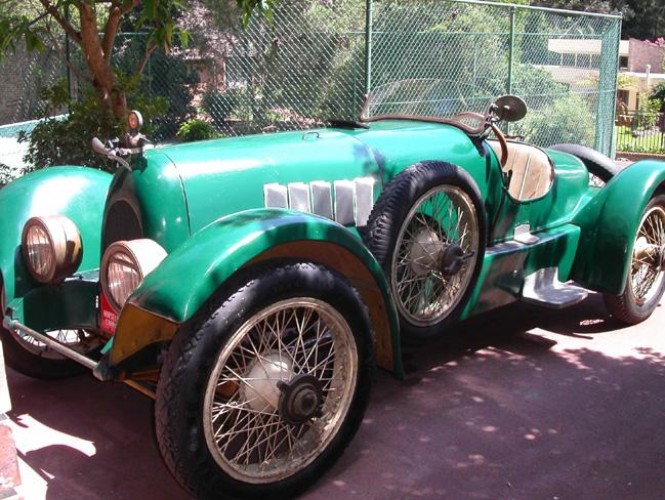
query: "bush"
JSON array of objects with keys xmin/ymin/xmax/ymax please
[
  {"xmin": 202, "ymin": 89, "xmax": 246, "ymax": 125},
  {"xmin": 176, "ymin": 119, "xmax": 222, "ymax": 142},
  {"xmin": 20, "ymin": 82, "xmax": 168, "ymax": 172},
  {"xmin": 632, "ymin": 99, "xmax": 661, "ymax": 130},
  {"xmin": 513, "ymin": 93, "xmax": 595, "ymax": 147}
]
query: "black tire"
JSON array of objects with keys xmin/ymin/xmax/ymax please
[
  {"xmin": 0, "ymin": 285, "xmax": 88, "ymax": 379},
  {"xmin": 363, "ymin": 161, "xmax": 486, "ymax": 339},
  {"xmin": 549, "ymin": 143, "xmax": 618, "ymax": 183},
  {"xmin": 155, "ymin": 261, "xmax": 374, "ymax": 499},
  {"xmin": 604, "ymin": 194, "xmax": 665, "ymax": 324}
]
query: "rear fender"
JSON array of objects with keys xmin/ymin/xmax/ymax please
[
  {"xmin": 0, "ymin": 167, "xmax": 112, "ymax": 304},
  {"xmin": 112, "ymin": 209, "xmax": 403, "ymax": 376},
  {"xmin": 571, "ymin": 160, "xmax": 665, "ymax": 294}
]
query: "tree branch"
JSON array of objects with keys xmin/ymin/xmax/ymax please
[
  {"xmin": 102, "ymin": 0, "xmax": 140, "ymax": 62},
  {"xmin": 37, "ymin": 0, "xmax": 82, "ymax": 44},
  {"xmin": 44, "ymin": 22, "xmax": 92, "ymax": 84},
  {"xmin": 136, "ymin": 42, "xmax": 158, "ymax": 74}
]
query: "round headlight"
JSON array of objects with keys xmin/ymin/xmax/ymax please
[
  {"xmin": 21, "ymin": 215, "xmax": 83, "ymax": 284},
  {"xmin": 101, "ymin": 239, "xmax": 167, "ymax": 313}
]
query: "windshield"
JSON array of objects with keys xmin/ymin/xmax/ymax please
[{"xmin": 361, "ymin": 79, "xmax": 495, "ymax": 131}]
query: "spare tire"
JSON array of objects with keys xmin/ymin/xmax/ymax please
[{"xmin": 549, "ymin": 143, "xmax": 618, "ymax": 183}]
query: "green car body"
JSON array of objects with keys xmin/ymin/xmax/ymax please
[
  {"xmin": 2, "ymin": 86, "xmax": 665, "ymax": 497},
  {"xmin": 3, "ymin": 120, "xmax": 663, "ymax": 375}
]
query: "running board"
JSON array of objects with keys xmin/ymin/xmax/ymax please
[{"xmin": 521, "ymin": 267, "xmax": 588, "ymax": 308}]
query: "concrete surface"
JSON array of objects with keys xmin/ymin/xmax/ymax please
[{"xmin": 6, "ymin": 293, "xmax": 665, "ymax": 499}]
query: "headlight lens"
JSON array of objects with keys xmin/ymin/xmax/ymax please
[
  {"xmin": 21, "ymin": 215, "xmax": 82, "ymax": 284},
  {"xmin": 101, "ymin": 239, "xmax": 167, "ymax": 312}
]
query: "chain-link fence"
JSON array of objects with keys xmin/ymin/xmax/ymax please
[{"xmin": 0, "ymin": 0, "xmax": 621, "ymax": 173}]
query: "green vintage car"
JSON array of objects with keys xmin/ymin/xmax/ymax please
[{"xmin": 1, "ymin": 80, "xmax": 664, "ymax": 498}]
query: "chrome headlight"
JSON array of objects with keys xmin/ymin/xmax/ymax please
[
  {"xmin": 101, "ymin": 239, "xmax": 167, "ymax": 313},
  {"xmin": 21, "ymin": 215, "xmax": 82, "ymax": 284}
]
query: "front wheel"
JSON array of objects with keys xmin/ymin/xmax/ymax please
[
  {"xmin": 155, "ymin": 261, "xmax": 373, "ymax": 499},
  {"xmin": 0, "ymin": 285, "xmax": 98, "ymax": 379},
  {"xmin": 604, "ymin": 194, "xmax": 665, "ymax": 324}
]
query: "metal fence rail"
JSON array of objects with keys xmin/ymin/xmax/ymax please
[
  {"xmin": 616, "ymin": 112, "xmax": 665, "ymax": 154},
  {"xmin": 0, "ymin": 0, "xmax": 622, "ymax": 172}
]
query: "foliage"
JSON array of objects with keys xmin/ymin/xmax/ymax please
[
  {"xmin": 0, "ymin": 0, "xmax": 271, "ymax": 121},
  {"xmin": 617, "ymin": 73, "xmax": 638, "ymax": 89},
  {"xmin": 485, "ymin": 64, "xmax": 567, "ymax": 105},
  {"xmin": 176, "ymin": 119, "xmax": 222, "ymax": 142},
  {"xmin": 0, "ymin": 163, "xmax": 12, "ymax": 186},
  {"xmin": 114, "ymin": 32, "xmax": 200, "ymax": 140},
  {"xmin": 631, "ymin": 99, "xmax": 661, "ymax": 130},
  {"xmin": 650, "ymin": 82, "xmax": 665, "ymax": 109},
  {"xmin": 202, "ymin": 89, "xmax": 247, "ymax": 124},
  {"xmin": 534, "ymin": 0, "xmax": 665, "ymax": 40},
  {"xmin": 19, "ymin": 81, "xmax": 168, "ymax": 172},
  {"xmin": 513, "ymin": 93, "xmax": 595, "ymax": 146}
]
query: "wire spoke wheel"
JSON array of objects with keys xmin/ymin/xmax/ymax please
[
  {"xmin": 155, "ymin": 262, "xmax": 372, "ymax": 498},
  {"xmin": 604, "ymin": 194, "xmax": 665, "ymax": 324},
  {"xmin": 364, "ymin": 161, "xmax": 485, "ymax": 338},
  {"xmin": 203, "ymin": 298, "xmax": 357, "ymax": 483},
  {"xmin": 392, "ymin": 185, "xmax": 479, "ymax": 327},
  {"xmin": 629, "ymin": 205, "xmax": 665, "ymax": 304},
  {"xmin": 0, "ymin": 285, "xmax": 99, "ymax": 378},
  {"xmin": 9, "ymin": 328, "xmax": 95, "ymax": 359}
]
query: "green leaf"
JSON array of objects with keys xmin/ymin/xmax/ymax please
[{"xmin": 24, "ymin": 30, "xmax": 45, "ymax": 52}]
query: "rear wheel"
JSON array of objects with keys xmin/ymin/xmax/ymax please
[
  {"xmin": 604, "ymin": 194, "xmax": 665, "ymax": 324},
  {"xmin": 155, "ymin": 261, "xmax": 373, "ymax": 499}
]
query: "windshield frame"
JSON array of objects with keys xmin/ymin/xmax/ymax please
[{"xmin": 359, "ymin": 78, "xmax": 493, "ymax": 136}]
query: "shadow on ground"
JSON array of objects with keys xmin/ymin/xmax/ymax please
[{"xmin": 7, "ymin": 294, "xmax": 665, "ymax": 499}]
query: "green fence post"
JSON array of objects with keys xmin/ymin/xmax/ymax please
[
  {"xmin": 365, "ymin": 0, "xmax": 373, "ymax": 95},
  {"xmin": 507, "ymin": 5, "xmax": 516, "ymax": 95},
  {"xmin": 596, "ymin": 17, "xmax": 621, "ymax": 156}
]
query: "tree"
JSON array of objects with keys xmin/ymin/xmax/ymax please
[
  {"xmin": 0, "ymin": 0, "xmax": 275, "ymax": 122},
  {"xmin": 532, "ymin": 0, "xmax": 665, "ymax": 40}
]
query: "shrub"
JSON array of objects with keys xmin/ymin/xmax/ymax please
[
  {"xmin": 176, "ymin": 119, "xmax": 222, "ymax": 142},
  {"xmin": 513, "ymin": 93, "xmax": 595, "ymax": 147},
  {"xmin": 20, "ymin": 82, "xmax": 168, "ymax": 172},
  {"xmin": 202, "ymin": 89, "xmax": 246, "ymax": 125}
]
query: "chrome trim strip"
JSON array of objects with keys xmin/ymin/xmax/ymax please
[
  {"xmin": 287, "ymin": 182, "xmax": 311, "ymax": 212},
  {"xmin": 264, "ymin": 183, "xmax": 288, "ymax": 208},
  {"xmin": 311, "ymin": 181, "xmax": 334, "ymax": 219},
  {"xmin": 334, "ymin": 180, "xmax": 355, "ymax": 225}
]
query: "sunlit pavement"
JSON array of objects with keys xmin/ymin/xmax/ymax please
[{"xmin": 6, "ymin": 293, "xmax": 665, "ymax": 499}]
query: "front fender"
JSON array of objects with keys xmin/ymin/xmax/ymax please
[
  {"xmin": 571, "ymin": 160, "xmax": 665, "ymax": 293},
  {"xmin": 0, "ymin": 167, "xmax": 112, "ymax": 303},
  {"xmin": 113, "ymin": 209, "xmax": 403, "ymax": 375}
]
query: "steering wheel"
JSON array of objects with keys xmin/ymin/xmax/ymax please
[{"xmin": 490, "ymin": 122, "xmax": 508, "ymax": 168}]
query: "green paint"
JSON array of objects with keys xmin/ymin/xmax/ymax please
[{"xmin": 0, "ymin": 166, "xmax": 111, "ymax": 303}]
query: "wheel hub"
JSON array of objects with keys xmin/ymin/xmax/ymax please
[
  {"xmin": 441, "ymin": 244, "xmax": 466, "ymax": 276},
  {"xmin": 408, "ymin": 229, "xmax": 443, "ymax": 276},
  {"xmin": 277, "ymin": 374, "xmax": 324, "ymax": 425},
  {"xmin": 243, "ymin": 353, "xmax": 293, "ymax": 413},
  {"xmin": 634, "ymin": 237, "xmax": 665, "ymax": 271}
]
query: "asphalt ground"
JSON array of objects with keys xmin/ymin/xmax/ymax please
[{"xmin": 6, "ymin": 292, "xmax": 665, "ymax": 499}]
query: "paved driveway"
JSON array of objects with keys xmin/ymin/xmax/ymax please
[{"xmin": 7, "ymin": 293, "xmax": 665, "ymax": 499}]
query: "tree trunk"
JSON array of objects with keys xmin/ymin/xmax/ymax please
[{"xmin": 78, "ymin": 3, "xmax": 127, "ymax": 121}]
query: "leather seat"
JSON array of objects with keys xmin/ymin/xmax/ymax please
[{"xmin": 489, "ymin": 140, "xmax": 554, "ymax": 200}]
